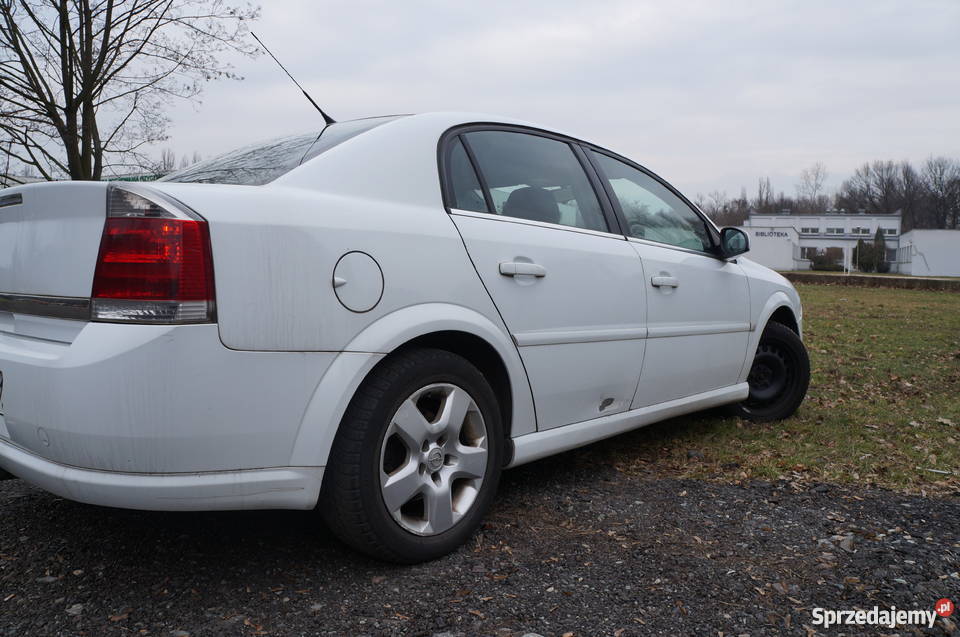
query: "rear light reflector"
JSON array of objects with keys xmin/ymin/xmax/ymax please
[{"xmin": 91, "ymin": 185, "xmax": 215, "ymax": 323}]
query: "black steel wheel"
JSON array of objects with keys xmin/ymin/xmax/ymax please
[{"xmin": 731, "ymin": 322, "xmax": 810, "ymax": 422}]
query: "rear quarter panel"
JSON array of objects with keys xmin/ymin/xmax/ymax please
[{"xmin": 153, "ymin": 184, "xmax": 499, "ymax": 353}]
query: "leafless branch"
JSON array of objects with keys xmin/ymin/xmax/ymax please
[{"xmin": 0, "ymin": 0, "xmax": 259, "ymax": 180}]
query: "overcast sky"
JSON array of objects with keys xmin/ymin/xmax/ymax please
[{"xmin": 164, "ymin": 0, "xmax": 960, "ymax": 200}]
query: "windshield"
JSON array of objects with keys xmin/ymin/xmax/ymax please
[{"xmin": 160, "ymin": 116, "xmax": 403, "ymax": 186}]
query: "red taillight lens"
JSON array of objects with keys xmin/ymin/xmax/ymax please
[
  {"xmin": 93, "ymin": 217, "xmax": 213, "ymax": 301},
  {"xmin": 91, "ymin": 185, "xmax": 215, "ymax": 323}
]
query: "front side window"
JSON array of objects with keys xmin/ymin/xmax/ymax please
[
  {"xmin": 462, "ymin": 130, "xmax": 607, "ymax": 232},
  {"xmin": 589, "ymin": 150, "xmax": 712, "ymax": 252}
]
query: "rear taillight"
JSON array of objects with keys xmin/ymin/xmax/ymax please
[{"xmin": 91, "ymin": 185, "xmax": 215, "ymax": 323}]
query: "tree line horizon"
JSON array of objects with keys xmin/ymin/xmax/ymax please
[{"xmin": 698, "ymin": 158, "xmax": 960, "ymax": 232}]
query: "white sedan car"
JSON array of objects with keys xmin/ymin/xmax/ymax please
[{"xmin": 0, "ymin": 112, "xmax": 808, "ymax": 562}]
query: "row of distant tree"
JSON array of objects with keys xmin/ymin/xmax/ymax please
[
  {"xmin": 699, "ymin": 157, "xmax": 960, "ymax": 232},
  {"xmin": 156, "ymin": 150, "xmax": 205, "ymax": 174},
  {"xmin": 0, "ymin": 148, "xmax": 203, "ymax": 183}
]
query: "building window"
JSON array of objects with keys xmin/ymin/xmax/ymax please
[
  {"xmin": 800, "ymin": 247, "xmax": 817, "ymax": 260},
  {"xmin": 886, "ymin": 248, "xmax": 897, "ymax": 262},
  {"xmin": 851, "ymin": 227, "xmax": 871, "ymax": 235},
  {"xmin": 826, "ymin": 227, "xmax": 845, "ymax": 234},
  {"xmin": 883, "ymin": 228, "xmax": 897, "ymax": 235},
  {"xmin": 800, "ymin": 227, "xmax": 819, "ymax": 234}
]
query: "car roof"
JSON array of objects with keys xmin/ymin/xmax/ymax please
[{"xmin": 273, "ymin": 112, "xmax": 589, "ymax": 208}]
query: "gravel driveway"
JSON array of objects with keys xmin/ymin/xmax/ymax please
[{"xmin": 1, "ymin": 443, "xmax": 958, "ymax": 636}]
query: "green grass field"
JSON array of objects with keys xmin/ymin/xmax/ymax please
[{"xmin": 602, "ymin": 283, "xmax": 960, "ymax": 493}]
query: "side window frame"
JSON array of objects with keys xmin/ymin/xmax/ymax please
[
  {"xmin": 582, "ymin": 145, "xmax": 722, "ymax": 255},
  {"xmin": 440, "ymin": 134, "xmax": 493, "ymax": 214},
  {"xmin": 437, "ymin": 124, "xmax": 623, "ymax": 237}
]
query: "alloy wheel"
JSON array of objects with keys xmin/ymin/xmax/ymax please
[{"xmin": 378, "ymin": 383, "xmax": 488, "ymax": 536}]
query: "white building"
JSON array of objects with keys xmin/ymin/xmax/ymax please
[
  {"xmin": 896, "ymin": 230, "xmax": 960, "ymax": 277},
  {"xmin": 740, "ymin": 211, "xmax": 901, "ymax": 272}
]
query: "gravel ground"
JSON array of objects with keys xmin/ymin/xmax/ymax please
[{"xmin": 1, "ymin": 448, "xmax": 959, "ymax": 637}]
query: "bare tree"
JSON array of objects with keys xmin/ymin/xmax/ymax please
[
  {"xmin": 0, "ymin": 0, "xmax": 259, "ymax": 181},
  {"xmin": 897, "ymin": 160, "xmax": 924, "ymax": 231},
  {"xmin": 755, "ymin": 176, "xmax": 772, "ymax": 213},
  {"xmin": 797, "ymin": 162, "xmax": 827, "ymax": 200},
  {"xmin": 157, "ymin": 147, "xmax": 176, "ymax": 173},
  {"xmin": 836, "ymin": 161, "xmax": 901, "ymax": 214},
  {"xmin": 921, "ymin": 157, "xmax": 960, "ymax": 229},
  {"xmin": 707, "ymin": 190, "xmax": 728, "ymax": 215},
  {"xmin": 836, "ymin": 164, "xmax": 871, "ymax": 212},
  {"xmin": 871, "ymin": 161, "xmax": 901, "ymax": 214}
]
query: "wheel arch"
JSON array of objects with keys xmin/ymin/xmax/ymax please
[
  {"xmin": 393, "ymin": 330, "xmax": 514, "ymax": 455},
  {"xmin": 738, "ymin": 292, "xmax": 801, "ymax": 383},
  {"xmin": 767, "ymin": 305, "xmax": 799, "ymax": 335},
  {"xmin": 289, "ymin": 303, "xmax": 536, "ymax": 471}
]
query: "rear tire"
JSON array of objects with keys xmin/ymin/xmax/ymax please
[
  {"xmin": 731, "ymin": 322, "xmax": 810, "ymax": 422},
  {"xmin": 319, "ymin": 348, "xmax": 503, "ymax": 563}
]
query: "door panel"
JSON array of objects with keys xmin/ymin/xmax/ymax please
[
  {"xmin": 452, "ymin": 213, "xmax": 646, "ymax": 430},
  {"xmin": 584, "ymin": 148, "xmax": 750, "ymax": 406},
  {"xmin": 630, "ymin": 241, "xmax": 750, "ymax": 407}
]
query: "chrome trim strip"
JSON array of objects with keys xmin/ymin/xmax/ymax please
[
  {"xmin": 626, "ymin": 235, "xmax": 719, "ymax": 259},
  {"xmin": 646, "ymin": 322, "xmax": 751, "ymax": 339},
  {"xmin": 0, "ymin": 293, "xmax": 90, "ymax": 321},
  {"xmin": 514, "ymin": 325, "xmax": 648, "ymax": 346},
  {"xmin": 450, "ymin": 208, "xmax": 628, "ymax": 241},
  {"xmin": 0, "ymin": 193, "xmax": 23, "ymax": 208}
]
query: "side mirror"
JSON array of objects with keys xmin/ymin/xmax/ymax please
[{"xmin": 719, "ymin": 227, "xmax": 749, "ymax": 258}]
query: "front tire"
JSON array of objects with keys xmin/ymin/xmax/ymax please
[
  {"xmin": 731, "ymin": 322, "xmax": 810, "ymax": 422},
  {"xmin": 319, "ymin": 348, "xmax": 503, "ymax": 563}
]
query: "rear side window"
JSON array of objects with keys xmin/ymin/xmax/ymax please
[
  {"xmin": 462, "ymin": 130, "xmax": 607, "ymax": 232},
  {"xmin": 447, "ymin": 137, "xmax": 489, "ymax": 213},
  {"xmin": 161, "ymin": 116, "xmax": 401, "ymax": 186}
]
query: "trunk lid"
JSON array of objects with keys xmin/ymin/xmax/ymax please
[{"xmin": 0, "ymin": 181, "xmax": 107, "ymax": 298}]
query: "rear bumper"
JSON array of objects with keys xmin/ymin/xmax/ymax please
[
  {"xmin": 0, "ymin": 437, "xmax": 323, "ymax": 511},
  {"xmin": 0, "ymin": 322, "xmax": 336, "ymax": 474}
]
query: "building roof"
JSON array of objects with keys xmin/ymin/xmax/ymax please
[{"xmin": 749, "ymin": 210, "xmax": 901, "ymax": 217}]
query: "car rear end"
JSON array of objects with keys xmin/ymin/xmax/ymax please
[{"xmin": 0, "ymin": 181, "xmax": 329, "ymax": 510}]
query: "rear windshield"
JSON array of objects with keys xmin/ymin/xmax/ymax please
[{"xmin": 160, "ymin": 116, "xmax": 402, "ymax": 186}]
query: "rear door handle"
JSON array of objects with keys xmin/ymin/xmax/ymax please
[
  {"xmin": 651, "ymin": 275, "xmax": 679, "ymax": 288},
  {"xmin": 499, "ymin": 262, "xmax": 547, "ymax": 277}
]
